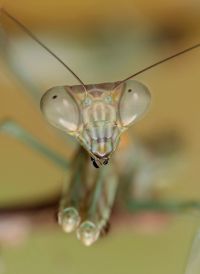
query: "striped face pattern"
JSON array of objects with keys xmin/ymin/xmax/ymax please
[{"xmin": 40, "ymin": 80, "xmax": 151, "ymax": 165}]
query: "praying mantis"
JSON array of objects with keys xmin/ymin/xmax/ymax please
[{"xmin": 1, "ymin": 8, "xmax": 200, "ymax": 253}]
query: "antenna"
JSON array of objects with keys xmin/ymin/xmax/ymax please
[
  {"xmin": 116, "ymin": 43, "xmax": 200, "ymax": 87},
  {"xmin": 1, "ymin": 9, "xmax": 88, "ymax": 94}
]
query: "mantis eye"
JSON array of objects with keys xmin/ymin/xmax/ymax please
[
  {"xmin": 40, "ymin": 86, "xmax": 80, "ymax": 133},
  {"xmin": 119, "ymin": 80, "xmax": 151, "ymax": 127}
]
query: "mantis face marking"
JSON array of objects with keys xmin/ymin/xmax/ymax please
[{"xmin": 40, "ymin": 80, "xmax": 151, "ymax": 165}]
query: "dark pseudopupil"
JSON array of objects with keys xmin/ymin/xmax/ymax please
[
  {"xmin": 128, "ymin": 89, "xmax": 132, "ymax": 93},
  {"xmin": 52, "ymin": 95, "xmax": 58, "ymax": 99}
]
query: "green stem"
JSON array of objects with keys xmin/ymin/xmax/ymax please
[
  {"xmin": 126, "ymin": 199, "xmax": 200, "ymax": 213},
  {"xmin": 0, "ymin": 119, "xmax": 68, "ymax": 169}
]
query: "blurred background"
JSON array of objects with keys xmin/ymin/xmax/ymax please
[{"xmin": 0, "ymin": 0, "xmax": 200, "ymax": 273}]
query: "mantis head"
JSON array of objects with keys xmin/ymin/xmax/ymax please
[{"xmin": 40, "ymin": 80, "xmax": 151, "ymax": 167}]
